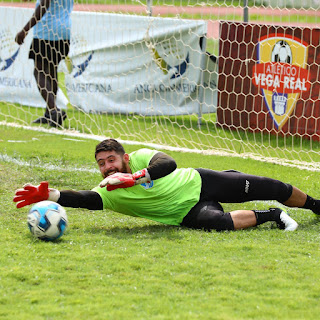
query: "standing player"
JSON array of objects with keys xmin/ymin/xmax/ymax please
[
  {"xmin": 15, "ymin": 0, "xmax": 73, "ymax": 127},
  {"xmin": 13, "ymin": 139, "xmax": 320, "ymax": 232}
]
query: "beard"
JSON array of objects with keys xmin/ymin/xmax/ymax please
[{"xmin": 103, "ymin": 159, "xmax": 128, "ymax": 178}]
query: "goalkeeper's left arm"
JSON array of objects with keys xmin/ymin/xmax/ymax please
[
  {"xmin": 13, "ymin": 152, "xmax": 177, "ymax": 207},
  {"xmin": 100, "ymin": 152, "xmax": 177, "ymax": 191},
  {"xmin": 13, "ymin": 181, "xmax": 103, "ymax": 210}
]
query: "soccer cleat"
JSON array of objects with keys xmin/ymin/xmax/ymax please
[
  {"xmin": 276, "ymin": 209, "xmax": 298, "ymax": 231},
  {"xmin": 32, "ymin": 109, "xmax": 67, "ymax": 127},
  {"xmin": 33, "ymin": 113, "xmax": 50, "ymax": 124},
  {"xmin": 48, "ymin": 110, "xmax": 67, "ymax": 128}
]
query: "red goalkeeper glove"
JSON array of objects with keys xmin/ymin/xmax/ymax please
[
  {"xmin": 13, "ymin": 181, "xmax": 60, "ymax": 208},
  {"xmin": 100, "ymin": 169, "xmax": 151, "ymax": 191}
]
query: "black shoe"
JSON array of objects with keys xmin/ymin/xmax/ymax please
[
  {"xmin": 33, "ymin": 112, "xmax": 50, "ymax": 124},
  {"xmin": 48, "ymin": 109, "xmax": 67, "ymax": 128}
]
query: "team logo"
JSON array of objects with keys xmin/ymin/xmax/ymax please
[
  {"xmin": 0, "ymin": 28, "xmax": 20, "ymax": 72},
  {"xmin": 252, "ymin": 34, "xmax": 310, "ymax": 129},
  {"xmin": 150, "ymin": 39, "xmax": 189, "ymax": 79},
  {"xmin": 67, "ymin": 34, "xmax": 94, "ymax": 78},
  {"xmin": 140, "ymin": 181, "xmax": 154, "ymax": 189}
]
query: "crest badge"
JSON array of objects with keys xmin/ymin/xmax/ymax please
[{"xmin": 252, "ymin": 34, "xmax": 310, "ymax": 129}]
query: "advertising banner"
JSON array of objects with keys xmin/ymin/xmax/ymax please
[
  {"xmin": 0, "ymin": 7, "xmax": 215, "ymax": 116},
  {"xmin": 255, "ymin": 0, "xmax": 319, "ymax": 9},
  {"xmin": 65, "ymin": 12, "xmax": 211, "ymax": 115},
  {"xmin": 217, "ymin": 21, "xmax": 320, "ymax": 140}
]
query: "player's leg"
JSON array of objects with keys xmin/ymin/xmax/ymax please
[
  {"xmin": 196, "ymin": 168, "xmax": 320, "ymax": 214},
  {"xmin": 31, "ymin": 39, "xmax": 68, "ymax": 127},
  {"xmin": 181, "ymin": 201, "xmax": 298, "ymax": 231},
  {"xmin": 29, "ymin": 39, "xmax": 49, "ymax": 124},
  {"xmin": 239, "ymin": 208, "xmax": 298, "ymax": 231},
  {"xmin": 47, "ymin": 40, "xmax": 70, "ymax": 126},
  {"xmin": 31, "ymin": 39, "xmax": 58, "ymax": 124},
  {"xmin": 230, "ymin": 210, "xmax": 256, "ymax": 229},
  {"xmin": 180, "ymin": 201, "xmax": 234, "ymax": 231},
  {"xmin": 284, "ymin": 186, "xmax": 307, "ymax": 207},
  {"xmin": 33, "ymin": 58, "xmax": 55, "ymax": 110}
]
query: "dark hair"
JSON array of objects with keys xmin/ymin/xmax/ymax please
[{"xmin": 95, "ymin": 139, "xmax": 125, "ymax": 159}]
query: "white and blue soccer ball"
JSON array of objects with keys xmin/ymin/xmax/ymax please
[{"xmin": 27, "ymin": 201, "xmax": 68, "ymax": 241}]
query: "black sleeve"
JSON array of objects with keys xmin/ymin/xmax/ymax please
[
  {"xmin": 58, "ymin": 190, "xmax": 103, "ymax": 210},
  {"xmin": 147, "ymin": 152, "xmax": 177, "ymax": 180}
]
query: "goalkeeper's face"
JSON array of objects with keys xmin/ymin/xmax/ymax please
[{"xmin": 96, "ymin": 151, "xmax": 130, "ymax": 178}]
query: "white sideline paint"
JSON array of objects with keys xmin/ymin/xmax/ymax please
[
  {"xmin": 1, "ymin": 121, "xmax": 320, "ymax": 172},
  {"xmin": 0, "ymin": 153, "xmax": 99, "ymax": 174}
]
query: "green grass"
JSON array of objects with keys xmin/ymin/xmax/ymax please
[
  {"xmin": 2, "ymin": 0, "xmax": 319, "ymax": 167},
  {"xmin": 1, "ymin": 125, "xmax": 320, "ymax": 319},
  {"xmin": 2, "ymin": 2, "xmax": 320, "ymax": 315},
  {"xmin": 2, "ymin": 99, "xmax": 320, "ymax": 168}
]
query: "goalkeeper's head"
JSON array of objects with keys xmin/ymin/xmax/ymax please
[
  {"xmin": 95, "ymin": 139, "xmax": 130, "ymax": 178},
  {"xmin": 95, "ymin": 139, "xmax": 125, "ymax": 158}
]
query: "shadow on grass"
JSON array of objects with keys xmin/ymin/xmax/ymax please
[{"xmin": 86, "ymin": 223, "xmax": 185, "ymax": 240}]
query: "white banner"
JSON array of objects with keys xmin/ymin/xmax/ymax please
[
  {"xmin": 255, "ymin": 0, "xmax": 320, "ymax": 9},
  {"xmin": 65, "ymin": 12, "xmax": 214, "ymax": 115},
  {"xmin": 0, "ymin": 7, "xmax": 68, "ymax": 109},
  {"xmin": 0, "ymin": 7, "xmax": 216, "ymax": 115}
]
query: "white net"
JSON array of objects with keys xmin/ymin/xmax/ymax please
[{"xmin": 1, "ymin": 0, "xmax": 320, "ymax": 170}]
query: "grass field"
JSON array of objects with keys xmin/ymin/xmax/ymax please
[
  {"xmin": 1, "ymin": 124, "xmax": 320, "ymax": 320},
  {"xmin": 2, "ymin": 100, "xmax": 320, "ymax": 169},
  {"xmin": 1, "ymin": 2, "xmax": 320, "ymax": 317}
]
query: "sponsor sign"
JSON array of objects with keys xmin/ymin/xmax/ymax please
[
  {"xmin": 65, "ymin": 12, "xmax": 212, "ymax": 115},
  {"xmin": 1, "ymin": 7, "xmax": 217, "ymax": 116},
  {"xmin": 217, "ymin": 22, "xmax": 320, "ymax": 140},
  {"xmin": 253, "ymin": 34, "xmax": 310, "ymax": 129}
]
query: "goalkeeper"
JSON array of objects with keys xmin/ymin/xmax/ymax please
[{"xmin": 13, "ymin": 139, "xmax": 320, "ymax": 232}]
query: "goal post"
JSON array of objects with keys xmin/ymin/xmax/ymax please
[{"xmin": 1, "ymin": 1, "xmax": 320, "ymax": 170}]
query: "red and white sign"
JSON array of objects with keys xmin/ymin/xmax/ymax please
[{"xmin": 218, "ymin": 22, "xmax": 320, "ymax": 140}]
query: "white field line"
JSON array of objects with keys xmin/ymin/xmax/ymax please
[
  {"xmin": 1, "ymin": 121, "xmax": 320, "ymax": 172},
  {"xmin": 0, "ymin": 153, "xmax": 100, "ymax": 174}
]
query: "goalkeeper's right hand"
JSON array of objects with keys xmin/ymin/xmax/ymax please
[{"xmin": 13, "ymin": 181, "xmax": 60, "ymax": 208}]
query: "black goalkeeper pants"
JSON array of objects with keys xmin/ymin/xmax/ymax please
[{"xmin": 180, "ymin": 168, "xmax": 293, "ymax": 231}]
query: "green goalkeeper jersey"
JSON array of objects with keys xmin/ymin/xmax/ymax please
[{"xmin": 92, "ymin": 148, "xmax": 201, "ymax": 226}]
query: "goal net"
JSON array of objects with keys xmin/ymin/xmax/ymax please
[{"xmin": 1, "ymin": 0, "xmax": 320, "ymax": 170}]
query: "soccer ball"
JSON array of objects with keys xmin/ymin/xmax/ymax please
[
  {"xmin": 27, "ymin": 201, "xmax": 68, "ymax": 241},
  {"xmin": 271, "ymin": 40, "xmax": 292, "ymax": 64}
]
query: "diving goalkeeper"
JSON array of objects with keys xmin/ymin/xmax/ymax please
[{"xmin": 13, "ymin": 139, "xmax": 320, "ymax": 232}]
